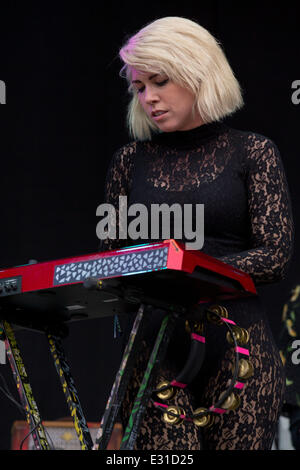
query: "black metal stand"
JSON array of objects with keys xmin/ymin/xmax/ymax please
[
  {"xmin": 47, "ymin": 333, "xmax": 94, "ymax": 450},
  {"xmin": 1, "ymin": 320, "xmax": 51, "ymax": 450},
  {"xmin": 93, "ymin": 304, "xmax": 146, "ymax": 450},
  {"xmin": 120, "ymin": 312, "xmax": 177, "ymax": 450},
  {"xmin": 94, "ymin": 303, "xmax": 178, "ymax": 450},
  {"xmin": 1, "ymin": 320, "xmax": 94, "ymax": 450}
]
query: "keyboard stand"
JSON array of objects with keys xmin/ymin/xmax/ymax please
[
  {"xmin": 93, "ymin": 303, "xmax": 147, "ymax": 450},
  {"xmin": 1, "ymin": 320, "xmax": 51, "ymax": 450},
  {"xmin": 93, "ymin": 297, "xmax": 184, "ymax": 451},
  {"xmin": 120, "ymin": 310, "xmax": 177, "ymax": 450},
  {"xmin": 1, "ymin": 302, "xmax": 182, "ymax": 451},
  {"xmin": 47, "ymin": 333, "xmax": 94, "ymax": 450},
  {"xmin": 1, "ymin": 319, "xmax": 94, "ymax": 450}
]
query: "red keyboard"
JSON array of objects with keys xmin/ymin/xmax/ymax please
[{"xmin": 0, "ymin": 240, "xmax": 256, "ymax": 328}]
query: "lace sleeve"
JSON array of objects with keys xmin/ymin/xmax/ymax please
[
  {"xmin": 219, "ymin": 135, "xmax": 294, "ymax": 285},
  {"xmin": 98, "ymin": 142, "xmax": 136, "ymax": 252}
]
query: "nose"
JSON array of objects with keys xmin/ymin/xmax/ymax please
[{"xmin": 144, "ymin": 86, "xmax": 159, "ymax": 104}]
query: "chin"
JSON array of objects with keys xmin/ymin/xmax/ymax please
[{"xmin": 157, "ymin": 122, "xmax": 179, "ymax": 133}]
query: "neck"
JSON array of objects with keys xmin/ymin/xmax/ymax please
[{"xmin": 151, "ymin": 121, "xmax": 226, "ymax": 148}]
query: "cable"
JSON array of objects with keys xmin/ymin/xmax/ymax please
[
  {"xmin": 19, "ymin": 420, "xmax": 55, "ymax": 450},
  {"xmin": 0, "ymin": 372, "xmax": 24, "ymax": 413},
  {"xmin": 0, "ymin": 371, "xmax": 56, "ymax": 450},
  {"xmin": 19, "ymin": 421, "xmax": 41, "ymax": 450},
  {"xmin": 19, "ymin": 419, "xmax": 57, "ymax": 450}
]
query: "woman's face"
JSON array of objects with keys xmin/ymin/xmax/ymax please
[{"xmin": 131, "ymin": 69, "xmax": 203, "ymax": 132}]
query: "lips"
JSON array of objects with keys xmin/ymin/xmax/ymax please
[{"xmin": 151, "ymin": 110, "xmax": 168, "ymax": 120}]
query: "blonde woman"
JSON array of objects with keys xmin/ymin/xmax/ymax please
[{"xmin": 100, "ymin": 17, "xmax": 294, "ymax": 450}]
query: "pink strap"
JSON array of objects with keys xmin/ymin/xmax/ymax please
[
  {"xmin": 191, "ymin": 333, "xmax": 206, "ymax": 343},
  {"xmin": 153, "ymin": 401, "xmax": 168, "ymax": 409},
  {"xmin": 221, "ymin": 318, "xmax": 236, "ymax": 325},
  {"xmin": 235, "ymin": 346, "xmax": 249, "ymax": 356},
  {"xmin": 170, "ymin": 380, "xmax": 187, "ymax": 388},
  {"xmin": 209, "ymin": 406, "xmax": 226, "ymax": 414},
  {"xmin": 234, "ymin": 381, "xmax": 245, "ymax": 390}
]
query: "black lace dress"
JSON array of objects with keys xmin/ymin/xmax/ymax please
[{"xmin": 100, "ymin": 122, "xmax": 294, "ymax": 450}]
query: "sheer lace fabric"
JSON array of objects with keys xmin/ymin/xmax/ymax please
[{"xmin": 100, "ymin": 122, "xmax": 294, "ymax": 450}]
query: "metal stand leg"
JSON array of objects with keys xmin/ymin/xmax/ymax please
[
  {"xmin": 47, "ymin": 334, "xmax": 94, "ymax": 450},
  {"xmin": 120, "ymin": 312, "xmax": 176, "ymax": 450},
  {"xmin": 1, "ymin": 321, "xmax": 51, "ymax": 450},
  {"xmin": 94, "ymin": 304, "xmax": 147, "ymax": 450}
]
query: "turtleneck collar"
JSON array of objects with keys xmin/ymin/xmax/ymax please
[{"xmin": 150, "ymin": 121, "xmax": 227, "ymax": 148}]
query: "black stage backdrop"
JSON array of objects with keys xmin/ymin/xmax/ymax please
[{"xmin": 0, "ymin": 1, "xmax": 299, "ymax": 450}]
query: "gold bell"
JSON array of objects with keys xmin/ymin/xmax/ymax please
[
  {"xmin": 219, "ymin": 392, "xmax": 241, "ymax": 411},
  {"xmin": 235, "ymin": 358, "xmax": 254, "ymax": 380},
  {"xmin": 206, "ymin": 305, "xmax": 228, "ymax": 325},
  {"xmin": 193, "ymin": 407, "xmax": 214, "ymax": 427},
  {"xmin": 163, "ymin": 406, "xmax": 185, "ymax": 425},
  {"xmin": 185, "ymin": 320, "xmax": 204, "ymax": 335},
  {"xmin": 226, "ymin": 326, "xmax": 249, "ymax": 345},
  {"xmin": 241, "ymin": 328, "xmax": 249, "ymax": 344},
  {"xmin": 156, "ymin": 381, "xmax": 176, "ymax": 401}
]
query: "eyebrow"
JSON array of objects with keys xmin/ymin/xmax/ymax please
[{"xmin": 131, "ymin": 73, "xmax": 158, "ymax": 84}]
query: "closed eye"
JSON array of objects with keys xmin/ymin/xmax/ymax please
[
  {"xmin": 136, "ymin": 78, "xmax": 169, "ymax": 94},
  {"xmin": 156, "ymin": 79, "xmax": 169, "ymax": 87}
]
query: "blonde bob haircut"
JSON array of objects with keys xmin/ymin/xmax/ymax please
[{"xmin": 119, "ymin": 16, "xmax": 244, "ymax": 141}]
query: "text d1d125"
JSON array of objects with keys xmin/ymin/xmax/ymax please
[
  {"xmin": 0, "ymin": 81, "xmax": 6, "ymax": 104},
  {"xmin": 292, "ymin": 80, "xmax": 300, "ymax": 105}
]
